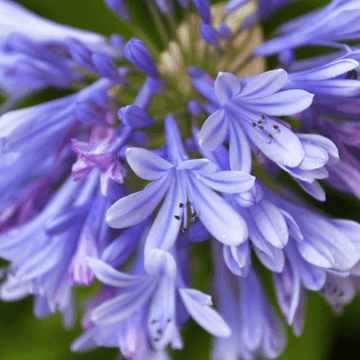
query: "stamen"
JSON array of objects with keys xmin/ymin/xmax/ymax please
[
  {"xmin": 268, "ymin": 133, "xmax": 273, "ymax": 139},
  {"xmin": 252, "ymin": 122, "xmax": 256, "ymax": 127},
  {"xmin": 151, "ymin": 320, "xmax": 157, "ymax": 324},
  {"xmin": 157, "ymin": 329, "xmax": 163, "ymax": 335},
  {"xmin": 261, "ymin": 113, "xmax": 265, "ymax": 119},
  {"xmin": 259, "ymin": 125, "xmax": 264, "ymax": 130},
  {"xmin": 167, "ymin": 319, "xmax": 172, "ymax": 323},
  {"xmin": 257, "ymin": 119, "xmax": 262, "ymax": 124},
  {"xmin": 174, "ymin": 215, "xmax": 181, "ymax": 220},
  {"xmin": 273, "ymin": 125, "xmax": 279, "ymax": 130},
  {"xmin": 179, "ymin": 202, "xmax": 184, "ymax": 208}
]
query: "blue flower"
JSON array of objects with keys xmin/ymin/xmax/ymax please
[
  {"xmin": 198, "ymin": 70, "xmax": 313, "ymax": 172},
  {"xmin": 106, "ymin": 114, "xmax": 255, "ymax": 251}
]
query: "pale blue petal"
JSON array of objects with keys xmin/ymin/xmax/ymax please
[
  {"xmin": 248, "ymin": 200, "xmax": 289, "ymax": 248},
  {"xmin": 214, "ymin": 72, "xmax": 241, "ymax": 106},
  {"xmin": 192, "ymin": 78, "xmax": 217, "ymax": 104},
  {"xmin": 297, "ymin": 142, "xmax": 329, "ymax": 170},
  {"xmin": 177, "ymin": 159, "xmax": 218, "ymax": 173},
  {"xmin": 144, "ymin": 249, "xmax": 177, "ymax": 279},
  {"xmin": 330, "ymin": 219, "xmax": 360, "ymax": 242},
  {"xmin": 288, "ymin": 59, "xmax": 359, "ymax": 81},
  {"xmin": 91, "ymin": 278, "xmax": 157, "ymax": 325},
  {"xmin": 126, "ymin": 147, "xmax": 173, "ymax": 180},
  {"xmin": 239, "ymin": 69, "xmax": 288, "ymax": 98},
  {"xmin": 223, "ymin": 242, "xmax": 251, "ymax": 276},
  {"xmin": 254, "ymin": 247, "xmax": 285, "ymax": 272},
  {"xmin": 272, "ymin": 258, "xmax": 301, "ymax": 325},
  {"xmin": 295, "ymin": 179, "xmax": 326, "ymax": 201},
  {"xmin": 243, "ymin": 116, "xmax": 305, "ymax": 168},
  {"xmin": 144, "ymin": 179, "xmax": 182, "ymax": 253},
  {"xmin": 179, "ymin": 288, "xmax": 231, "ymax": 338},
  {"xmin": 106, "ymin": 172, "xmax": 172, "ymax": 228},
  {"xmin": 197, "ymin": 171, "xmax": 255, "ymax": 193},
  {"xmin": 240, "ymin": 90, "xmax": 314, "ymax": 116},
  {"xmin": 199, "ymin": 109, "xmax": 228, "ymax": 151},
  {"xmin": 189, "ymin": 175, "xmax": 248, "ymax": 246},
  {"xmin": 228, "ymin": 119, "xmax": 252, "ymax": 172},
  {"xmin": 87, "ymin": 258, "xmax": 148, "ymax": 287}
]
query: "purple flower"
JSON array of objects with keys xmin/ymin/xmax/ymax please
[
  {"xmin": 106, "ymin": 115, "xmax": 255, "ymax": 251},
  {"xmin": 198, "ymin": 70, "xmax": 313, "ymax": 172}
]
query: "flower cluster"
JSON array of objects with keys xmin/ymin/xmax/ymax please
[{"xmin": 1, "ymin": 0, "xmax": 360, "ymax": 359}]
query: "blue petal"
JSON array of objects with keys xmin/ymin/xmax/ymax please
[
  {"xmin": 91, "ymin": 278, "xmax": 158, "ymax": 325},
  {"xmin": 197, "ymin": 171, "xmax": 255, "ymax": 193},
  {"xmin": 144, "ymin": 179, "xmax": 182, "ymax": 253},
  {"xmin": 214, "ymin": 72, "xmax": 241, "ymax": 106},
  {"xmin": 126, "ymin": 147, "xmax": 173, "ymax": 180},
  {"xmin": 177, "ymin": 159, "xmax": 218, "ymax": 173},
  {"xmin": 199, "ymin": 109, "xmax": 228, "ymax": 151},
  {"xmin": 223, "ymin": 242, "xmax": 251, "ymax": 276},
  {"xmin": 228, "ymin": 119, "xmax": 252, "ymax": 172},
  {"xmin": 106, "ymin": 172, "xmax": 172, "ymax": 228},
  {"xmin": 239, "ymin": 69, "xmax": 288, "ymax": 98},
  {"xmin": 179, "ymin": 288, "xmax": 231, "ymax": 338},
  {"xmin": 189, "ymin": 175, "xmax": 248, "ymax": 246},
  {"xmin": 254, "ymin": 247, "xmax": 285, "ymax": 273},
  {"xmin": 144, "ymin": 249, "xmax": 177, "ymax": 279},
  {"xmin": 248, "ymin": 199, "xmax": 289, "ymax": 248},
  {"xmin": 87, "ymin": 258, "xmax": 148, "ymax": 287},
  {"xmin": 240, "ymin": 90, "xmax": 314, "ymax": 116},
  {"xmin": 295, "ymin": 179, "xmax": 326, "ymax": 201}
]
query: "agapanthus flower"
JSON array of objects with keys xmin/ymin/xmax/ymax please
[{"xmin": 1, "ymin": 0, "xmax": 360, "ymax": 359}]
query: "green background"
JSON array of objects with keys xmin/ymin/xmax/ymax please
[{"xmin": 1, "ymin": 0, "xmax": 360, "ymax": 359}]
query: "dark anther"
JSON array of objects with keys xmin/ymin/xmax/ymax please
[
  {"xmin": 257, "ymin": 119, "xmax": 262, "ymax": 124},
  {"xmin": 339, "ymin": 291, "xmax": 345, "ymax": 297},
  {"xmin": 187, "ymin": 201, "xmax": 191, "ymax": 205},
  {"xmin": 346, "ymin": 71, "xmax": 352, "ymax": 79},
  {"xmin": 259, "ymin": 125, "xmax": 264, "ymax": 130},
  {"xmin": 353, "ymin": 69, "xmax": 358, "ymax": 79},
  {"xmin": 191, "ymin": 212, "xmax": 197, "ymax": 218},
  {"xmin": 174, "ymin": 215, "xmax": 181, "ymax": 220},
  {"xmin": 261, "ymin": 113, "xmax": 265, "ymax": 119},
  {"xmin": 151, "ymin": 320, "xmax": 157, "ymax": 324},
  {"xmin": 157, "ymin": 330, "xmax": 163, "ymax": 335},
  {"xmin": 346, "ymin": 69, "xmax": 358, "ymax": 79},
  {"xmin": 252, "ymin": 122, "xmax": 256, "ymax": 127},
  {"xmin": 332, "ymin": 286, "xmax": 337, "ymax": 294},
  {"xmin": 268, "ymin": 133, "xmax": 273, "ymax": 139},
  {"xmin": 179, "ymin": 203, "xmax": 184, "ymax": 208},
  {"xmin": 273, "ymin": 125, "xmax": 279, "ymax": 130},
  {"xmin": 167, "ymin": 319, "xmax": 172, "ymax": 323},
  {"xmin": 327, "ymin": 283, "xmax": 331, "ymax": 288},
  {"xmin": 154, "ymin": 338, "xmax": 160, "ymax": 342},
  {"xmin": 182, "ymin": 227, "xmax": 187, "ymax": 232}
]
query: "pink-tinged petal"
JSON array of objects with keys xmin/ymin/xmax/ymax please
[
  {"xmin": 106, "ymin": 172, "xmax": 172, "ymax": 228},
  {"xmin": 240, "ymin": 90, "xmax": 314, "ymax": 116},
  {"xmin": 214, "ymin": 72, "xmax": 241, "ymax": 105},
  {"xmin": 199, "ymin": 109, "xmax": 228, "ymax": 151},
  {"xmin": 197, "ymin": 171, "xmax": 255, "ymax": 193},
  {"xmin": 179, "ymin": 288, "xmax": 231, "ymax": 338},
  {"xmin": 87, "ymin": 258, "xmax": 148, "ymax": 287},
  {"xmin": 189, "ymin": 175, "xmax": 248, "ymax": 246},
  {"xmin": 239, "ymin": 69, "xmax": 288, "ymax": 99},
  {"xmin": 126, "ymin": 147, "xmax": 173, "ymax": 180}
]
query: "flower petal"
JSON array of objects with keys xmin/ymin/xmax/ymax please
[
  {"xmin": 179, "ymin": 288, "xmax": 231, "ymax": 338},
  {"xmin": 87, "ymin": 258, "xmax": 148, "ymax": 287},
  {"xmin": 214, "ymin": 72, "xmax": 241, "ymax": 106},
  {"xmin": 126, "ymin": 147, "xmax": 173, "ymax": 180},
  {"xmin": 144, "ymin": 249, "xmax": 177, "ymax": 279},
  {"xmin": 189, "ymin": 175, "xmax": 248, "ymax": 246},
  {"xmin": 197, "ymin": 171, "xmax": 255, "ymax": 193},
  {"xmin": 176, "ymin": 159, "xmax": 218, "ymax": 173},
  {"xmin": 199, "ymin": 109, "xmax": 228, "ymax": 151},
  {"xmin": 106, "ymin": 172, "xmax": 171, "ymax": 228}
]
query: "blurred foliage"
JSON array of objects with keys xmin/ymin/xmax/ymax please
[{"xmin": 1, "ymin": 0, "xmax": 360, "ymax": 359}]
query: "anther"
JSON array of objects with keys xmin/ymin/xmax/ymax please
[
  {"xmin": 257, "ymin": 119, "xmax": 262, "ymax": 124},
  {"xmin": 174, "ymin": 215, "xmax": 181, "ymax": 220},
  {"xmin": 191, "ymin": 212, "xmax": 197, "ymax": 218},
  {"xmin": 167, "ymin": 319, "xmax": 172, "ymax": 323},
  {"xmin": 353, "ymin": 69, "xmax": 358, "ymax": 79},
  {"xmin": 273, "ymin": 125, "xmax": 279, "ymax": 130},
  {"xmin": 179, "ymin": 203, "xmax": 184, "ymax": 208},
  {"xmin": 151, "ymin": 320, "xmax": 157, "ymax": 324},
  {"xmin": 154, "ymin": 338, "xmax": 160, "ymax": 342},
  {"xmin": 268, "ymin": 133, "xmax": 273, "ymax": 139},
  {"xmin": 261, "ymin": 114, "xmax": 265, "ymax": 119},
  {"xmin": 252, "ymin": 122, "xmax": 256, "ymax": 127},
  {"xmin": 157, "ymin": 330, "xmax": 163, "ymax": 335},
  {"xmin": 339, "ymin": 291, "xmax": 345, "ymax": 297},
  {"xmin": 259, "ymin": 125, "xmax": 264, "ymax": 130},
  {"xmin": 182, "ymin": 227, "xmax": 187, "ymax": 232},
  {"xmin": 186, "ymin": 201, "xmax": 191, "ymax": 205}
]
